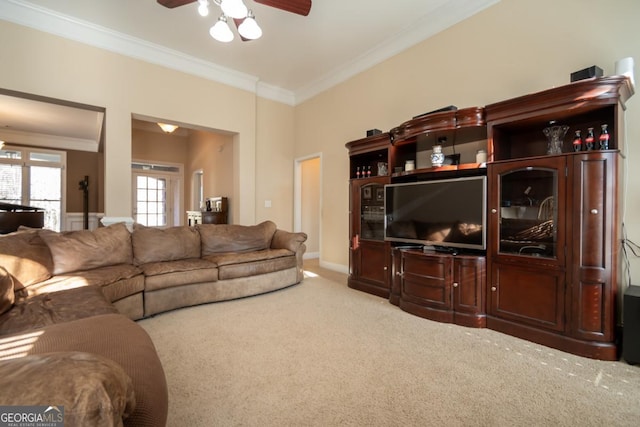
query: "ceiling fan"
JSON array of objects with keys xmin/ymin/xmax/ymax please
[
  {"xmin": 158, "ymin": 0, "xmax": 311, "ymax": 42},
  {"xmin": 157, "ymin": 0, "xmax": 312, "ymax": 16}
]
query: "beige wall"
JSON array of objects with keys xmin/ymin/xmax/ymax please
[
  {"xmin": 294, "ymin": 0, "xmax": 640, "ymax": 281},
  {"xmin": 255, "ymin": 97, "xmax": 295, "ymax": 228},
  {"xmin": 131, "ymin": 128, "xmax": 235, "ymax": 224},
  {"xmin": 0, "ymin": 20, "xmax": 294, "ymax": 227},
  {"xmin": 2, "ymin": 0, "xmax": 640, "ymax": 284},
  {"xmin": 186, "ymin": 130, "xmax": 234, "ymax": 219},
  {"xmin": 66, "ymin": 150, "xmax": 103, "ymax": 213},
  {"xmin": 132, "ymin": 129, "xmax": 189, "ymax": 167}
]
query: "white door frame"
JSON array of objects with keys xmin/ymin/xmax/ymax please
[{"xmin": 294, "ymin": 153, "xmax": 322, "ymax": 259}]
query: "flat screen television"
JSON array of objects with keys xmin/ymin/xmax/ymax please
[{"xmin": 385, "ymin": 176, "xmax": 487, "ymax": 251}]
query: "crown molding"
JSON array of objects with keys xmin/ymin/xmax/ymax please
[
  {"xmin": 0, "ymin": 0, "xmax": 295, "ymax": 105},
  {"xmin": 0, "ymin": 128, "xmax": 99, "ymax": 152},
  {"xmin": 294, "ymin": 0, "xmax": 500, "ymax": 105},
  {"xmin": 1, "ymin": 0, "xmax": 499, "ymax": 107}
]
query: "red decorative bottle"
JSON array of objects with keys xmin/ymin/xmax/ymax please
[
  {"xmin": 585, "ymin": 127, "xmax": 595, "ymax": 151},
  {"xmin": 599, "ymin": 124, "xmax": 610, "ymax": 150},
  {"xmin": 572, "ymin": 130, "xmax": 582, "ymax": 152}
]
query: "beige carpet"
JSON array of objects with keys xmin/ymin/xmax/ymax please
[{"xmin": 139, "ymin": 262, "xmax": 640, "ymax": 426}]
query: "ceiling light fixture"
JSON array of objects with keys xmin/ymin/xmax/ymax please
[
  {"xmin": 197, "ymin": 0, "xmax": 209, "ymax": 17},
  {"xmin": 157, "ymin": 123, "xmax": 179, "ymax": 133},
  {"xmin": 219, "ymin": 0, "xmax": 248, "ymax": 19},
  {"xmin": 203, "ymin": 0, "xmax": 261, "ymax": 43},
  {"xmin": 209, "ymin": 15, "xmax": 234, "ymax": 42},
  {"xmin": 238, "ymin": 10, "xmax": 262, "ymax": 40}
]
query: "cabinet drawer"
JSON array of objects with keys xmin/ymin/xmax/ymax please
[{"xmin": 401, "ymin": 253, "xmax": 451, "ymax": 309}]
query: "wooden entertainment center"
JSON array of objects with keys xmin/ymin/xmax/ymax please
[{"xmin": 345, "ymin": 76, "xmax": 633, "ymax": 360}]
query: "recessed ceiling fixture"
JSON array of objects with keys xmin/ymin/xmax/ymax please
[
  {"xmin": 157, "ymin": 123, "xmax": 179, "ymax": 133},
  {"xmin": 158, "ymin": 0, "xmax": 312, "ymax": 44}
]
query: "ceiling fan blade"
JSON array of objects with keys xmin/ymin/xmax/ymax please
[
  {"xmin": 157, "ymin": 0, "xmax": 196, "ymax": 8},
  {"xmin": 254, "ymin": 0, "xmax": 312, "ymax": 16}
]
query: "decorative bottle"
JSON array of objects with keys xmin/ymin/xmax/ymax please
[
  {"xmin": 585, "ymin": 127, "xmax": 595, "ymax": 150},
  {"xmin": 572, "ymin": 130, "xmax": 582, "ymax": 152},
  {"xmin": 356, "ymin": 166, "xmax": 360, "ymax": 179},
  {"xmin": 367, "ymin": 166, "xmax": 372, "ymax": 177},
  {"xmin": 599, "ymin": 124, "xmax": 610, "ymax": 150},
  {"xmin": 431, "ymin": 145, "xmax": 445, "ymax": 167}
]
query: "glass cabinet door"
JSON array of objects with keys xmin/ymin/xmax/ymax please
[
  {"xmin": 360, "ymin": 182, "xmax": 385, "ymax": 240},
  {"xmin": 494, "ymin": 158, "xmax": 565, "ymax": 260}
]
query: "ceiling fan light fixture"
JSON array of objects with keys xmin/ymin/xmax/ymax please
[
  {"xmin": 197, "ymin": 0, "xmax": 209, "ymax": 17},
  {"xmin": 157, "ymin": 123, "xmax": 179, "ymax": 133},
  {"xmin": 220, "ymin": 0, "xmax": 248, "ymax": 19},
  {"xmin": 209, "ymin": 15, "xmax": 234, "ymax": 42},
  {"xmin": 238, "ymin": 10, "xmax": 262, "ymax": 40}
]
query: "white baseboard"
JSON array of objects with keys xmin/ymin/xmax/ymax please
[
  {"xmin": 63, "ymin": 212, "xmax": 104, "ymax": 231},
  {"xmin": 319, "ymin": 259, "xmax": 349, "ymax": 274},
  {"xmin": 101, "ymin": 216, "xmax": 135, "ymax": 231}
]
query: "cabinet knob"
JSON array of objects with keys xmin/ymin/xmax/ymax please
[
  {"xmin": 491, "ymin": 286, "xmax": 497, "ymax": 292},
  {"xmin": 383, "ymin": 266, "xmax": 388, "ymax": 271},
  {"xmin": 590, "ymin": 209, "xmax": 599, "ymax": 215},
  {"xmin": 453, "ymin": 282, "xmax": 459, "ymax": 287},
  {"xmin": 396, "ymin": 272, "xmax": 403, "ymax": 277},
  {"xmin": 491, "ymin": 208, "xmax": 497, "ymax": 214}
]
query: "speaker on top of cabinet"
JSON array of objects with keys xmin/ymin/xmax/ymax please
[{"xmin": 623, "ymin": 285, "xmax": 640, "ymax": 364}]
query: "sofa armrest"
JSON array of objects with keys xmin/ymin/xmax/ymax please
[
  {"xmin": 271, "ymin": 230, "xmax": 307, "ymax": 253},
  {"xmin": 271, "ymin": 230, "xmax": 307, "ymax": 283}
]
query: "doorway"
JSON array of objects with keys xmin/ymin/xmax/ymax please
[{"xmin": 294, "ymin": 154, "xmax": 321, "ymax": 260}]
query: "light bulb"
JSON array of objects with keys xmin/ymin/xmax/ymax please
[
  {"xmin": 210, "ymin": 15, "xmax": 234, "ymax": 42},
  {"xmin": 220, "ymin": 0, "xmax": 248, "ymax": 19},
  {"xmin": 238, "ymin": 11, "xmax": 262, "ymax": 40},
  {"xmin": 197, "ymin": 0, "xmax": 209, "ymax": 17}
]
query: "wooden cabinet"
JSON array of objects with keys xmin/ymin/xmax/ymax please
[
  {"xmin": 485, "ymin": 77, "xmax": 631, "ymax": 360},
  {"xmin": 346, "ymin": 134, "xmax": 392, "ymax": 298},
  {"xmin": 395, "ymin": 249, "xmax": 486, "ymax": 327},
  {"xmin": 570, "ymin": 152, "xmax": 618, "ymax": 343},
  {"xmin": 487, "ymin": 155, "xmax": 568, "ymax": 333},
  {"xmin": 345, "ymin": 76, "xmax": 630, "ymax": 360}
]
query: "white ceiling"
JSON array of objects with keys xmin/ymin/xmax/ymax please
[{"xmin": 0, "ymin": 0, "xmax": 499, "ymax": 151}]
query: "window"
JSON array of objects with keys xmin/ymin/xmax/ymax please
[
  {"xmin": 132, "ymin": 161, "xmax": 182, "ymax": 227},
  {"xmin": 135, "ymin": 174, "xmax": 167, "ymax": 227},
  {"xmin": 0, "ymin": 146, "xmax": 65, "ymax": 231}
]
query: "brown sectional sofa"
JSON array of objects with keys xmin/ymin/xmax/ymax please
[{"xmin": 0, "ymin": 220, "xmax": 307, "ymax": 426}]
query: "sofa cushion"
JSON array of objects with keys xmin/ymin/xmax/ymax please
[
  {"xmin": 140, "ymin": 258, "xmax": 218, "ymax": 292},
  {"xmin": 39, "ymin": 223, "xmax": 133, "ymax": 275},
  {"xmin": 0, "ymin": 228, "xmax": 53, "ymax": 290},
  {"xmin": 203, "ymin": 249, "xmax": 296, "ymax": 280},
  {"xmin": 132, "ymin": 223, "xmax": 201, "ymax": 265},
  {"xmin": 0, "ymin": 351, "xmax": 136, "ymax": 426},
  {"xmin": 25, "ymin": 264, "xmax": 143, "ymax": 301},
  {"xmin": 0, "ymin": 267, "xmax": 14, "ymax": 316},
  {"xmin": 198, "ymin": 220, "xmax": 277, "ymax": 256},
  {"xmin": 0, "ymin": 285, "xmax": 118, "ymax": 336}
]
